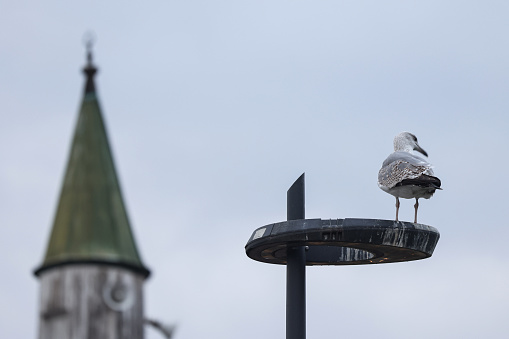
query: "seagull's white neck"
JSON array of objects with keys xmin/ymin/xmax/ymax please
[{"xmin": 393, "ymin": 137, "xmax": 413, "ymax": 152}]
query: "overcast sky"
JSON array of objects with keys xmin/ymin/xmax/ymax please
[{"xmin": 2, "ymin": 1, "xmax": 509, "ymax": 338}]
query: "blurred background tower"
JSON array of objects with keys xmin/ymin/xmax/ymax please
[{"xmin": 34, "ymin": 42, "xmax": 150, "ymax": 339}]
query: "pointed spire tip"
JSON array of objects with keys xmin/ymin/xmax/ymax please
[{"xmin": 82, "ymin": 31, "xmax": 98, "ymax": 94}]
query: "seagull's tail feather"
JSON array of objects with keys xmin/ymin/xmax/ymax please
[{"xmin": 396, "ymin": 174, "xmax": 442, "ymax": 190}]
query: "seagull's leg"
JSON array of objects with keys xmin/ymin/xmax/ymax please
[
  {"xmin": 395, "ymin": 197, "xmax": 400, "ymax": 221},
  {"xmin": 414, "ymin": 198, "xmax": 419, "ymax": 223}
]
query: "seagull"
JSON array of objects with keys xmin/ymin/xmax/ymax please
[{"xmin": 378, "ymin": 132, "xmax": 441, "ymax": 223}]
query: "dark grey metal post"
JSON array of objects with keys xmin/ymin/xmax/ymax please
[{"xmin": 286, "ymin": 173, "xmax": 305, "ymax": 339}]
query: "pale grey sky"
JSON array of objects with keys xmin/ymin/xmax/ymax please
[{"xmin": 1, "ymin": 1, "xmax": 509, "ymax": 338}]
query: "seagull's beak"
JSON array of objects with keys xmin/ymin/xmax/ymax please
[{"xmin": 414, "ymin": 144, "xmax": 428, "ymax": 157}]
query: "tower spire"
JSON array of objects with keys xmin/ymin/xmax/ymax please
[
  {"xmin": 35, "ymin": 39, "xmax": 150, "ymax": 339},
  {"xmin": 35, "ymin": 41, "xmax": 149, "ymax": 278}
]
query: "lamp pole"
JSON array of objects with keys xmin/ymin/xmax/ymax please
[
  {"xmin": 245, "ymin": 173, "xmax": 440, "ymax": 339},
  {"xmin": 286, "ymin": 173, "xmax": 306, "ymax": 339}
]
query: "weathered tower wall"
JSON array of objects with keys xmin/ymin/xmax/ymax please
[{"xmin": 38, "ymin": 265, "xmax": 145, "ymax": 339}]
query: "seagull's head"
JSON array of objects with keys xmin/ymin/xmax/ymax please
[{"xmin": 394, "ymin": 132, "xmax": 428, "ymax": 157}]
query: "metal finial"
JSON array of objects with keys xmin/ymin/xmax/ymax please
[
  {"xmin": 82, "ymin": 31, "xmax": 98, "ymax": 94},
  {"xmin": 82, "ymin": 31, "xmax": 97, "ymax": 65}
]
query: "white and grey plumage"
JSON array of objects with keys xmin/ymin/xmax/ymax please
[{"xmin": 378, "ymin": 132, "xmax": 441, "ymax": 223}]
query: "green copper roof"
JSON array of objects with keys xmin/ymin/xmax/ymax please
[{"xmin": 35, "ymin": 51, "xmax": 149, "ymax": 277}]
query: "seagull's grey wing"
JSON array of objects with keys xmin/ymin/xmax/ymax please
[{"xmin": 378, "ymin": 152, "xmax": 434, "ymax": 189}]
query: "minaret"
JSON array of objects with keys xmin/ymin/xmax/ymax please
[{"xmin": 34, "ymin": 41, "xmax": 150, "ymax": 339}]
